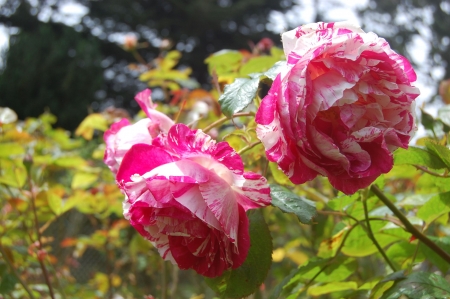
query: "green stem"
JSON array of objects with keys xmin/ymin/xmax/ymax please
[
  {"xmin": 371, "ymin": 185, "xmax": 450, "ymax": 264},
  {"xmin": 203, "ymin": 112, "xmax": 254, "ymax": 133},
  {"xmin": 27, "ymin": 170, "xmax": 56, "ymax": 299},
  {"xmin": 237, "ymin": 140, "xmax": 262, "ymax": 155},
  {"xmin": 413, "ymin": 164, "xmax": 450, "ymax": 178},
  {"xmin": 362, "ymin": 190, "xmax": 397, "ymax": 272},
  {"xmin": 0, "ymin": 243, "xmax": 36, "ymax": 299}
]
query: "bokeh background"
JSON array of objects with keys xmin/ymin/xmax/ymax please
[
  {"xmin": 0, "ymin": 0, "xmax": 448, "ymax": 131},
  {"xmin": 1, "ymin": 1, "xmax": 450, "ymax": 299}
]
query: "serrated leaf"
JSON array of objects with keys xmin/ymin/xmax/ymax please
[
  {"xmin": 269, "ymin": 184, "xmax": 317, "ymax": 224},
  {"xmin": 381, "ymin": 271, "xmax": 450, "ymax": 299},
  {"xmin": 394, "ymin": 147, "xmax": 447, "ymax": 169},
  {"xmin": 308, "ymin": 281, "xmax": 358, "ymax": 296},
  {"xmin": 205, "ymin": 209, "xmax": 272, "ymax": 299},
  {"xmin": 416, "ymin": 191, "xmax": 450, "ymax": 224},
  {"xmin": 219, "ymin": 77, "xmax": 260, "ymax": 118},
  {"xmin": 425, "ymin": 142, "xmax": 450, "ymax": 169},
  {"xmin": 438, "ymin": 105, "xmax": 450, "ymax": 127}
]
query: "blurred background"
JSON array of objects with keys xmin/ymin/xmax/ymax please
[
  {"xmin": 0, "ymin": 0, "xmax": 448, "ymax": 130},
  {"xmin": 1, "ymin": 1, "xmax": 450, "ymax": 299}
]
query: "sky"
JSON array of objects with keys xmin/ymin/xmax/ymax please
[{"xmin": 0, "ymin": 0, "xmax": 443, "ymax": 139}]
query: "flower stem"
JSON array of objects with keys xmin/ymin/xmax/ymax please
[
  {"xmin": 370, "ymin": 185, "xmax": 450, "ymax": 264},
  {"xmin": 362, "ymin": 190, "xmax": 397, "ymax": 272},
  {"xmin": 203, "ymin": 112, "xmax": 254, "ymax": 133}
]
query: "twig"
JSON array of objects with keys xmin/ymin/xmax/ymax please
[
  {"xmin": 0, "ymin": 242, "xmax": 36, "ymax": 299},
  {"xmin": 26, "ymin": 166, "xmax": 56, "ymax": 299},
  {"xmin": 362, "ymin": 190, "xmax": 397, "ymax": 272},
  {"xmin": 237, "ymin": 140, "xmax": 262, "ymax": 155},
  {"xmin": 203, "ymin": 112, "xmax": 254, "ymax": 133},
  {"xmin": 370, "ymin": 185, "xmax": 450, "ymax": 264},
  {"xmin": 413, "ymin": 164, "xmax": 450, "ymax": 178}
]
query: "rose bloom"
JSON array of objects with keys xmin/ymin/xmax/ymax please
[
  {"xmin": 116, "ymin": 123, "xmax": 271, "ymax": 277},
  {"xmin": 104, "ymin": 89, "xmax": 174, "ymax": 174},
  {"xmin": 256, "ymin": 22, "xmax": 420, "ymax": 195}
]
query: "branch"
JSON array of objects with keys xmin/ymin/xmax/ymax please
[
  {"xmin": 413, "ymin": 164, "xmax": 450, "ymax": 178},
  {"xmin": 362, "ymin": 191, "xmax": 397, "ymax": 272},
  {"xmin": 203, "ymin": 112, "xmax": 254, "ymax": 133},
  {"xmin": 371, "ymin": 185, "xmax": 450, "ymax": 264}
]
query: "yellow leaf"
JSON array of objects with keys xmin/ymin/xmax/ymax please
[
  {"xmin": 71, "ymin": 172, "xmax": 98, "ymax": 189},
  {"xmin": 75, "ymin": 113, "xmax": 108, "ymax": 140},
  {"xmin": 272, "ymin": 248, "xmax": 285, "ymax": 262}
]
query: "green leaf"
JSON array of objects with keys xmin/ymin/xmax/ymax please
[
  {"xmin": 239, "ymin": 56, "xmax": 280, "ymax": 77},
  {"xmin": 71, "ymin": 172, "xmax": 99, "ymax": 189},
  {"xmin": 308, "ymin": 281, "xmax": 358, "ymax": 296},
  {"xmin": 421, "ymin": 109, "xmax": 436, "ymax": 130},
  {"xmin": 205, "ymin": 209, "xmax": 272, "ymax": 298},
  {"xmin": 381, "ymin": 271, "xmax": 450, "ymax": 299},
  {"xmin": 425, "ymin": 142, "xmax": 450, "ymax": 169},
  {"xmin": 327, "ymin": 193, "xmax": 359, "ymax": 211},
  {"xmin": 53, "ymin": 156, "xmax": 87, "ymax": 169},
  {"xmin": 386, "ymin": 241, "xmax": 422, "ymax": 269},
  {"xmin": 269, "ymin": 162, "xmax": 293, "ymax": 186},
  {"xmin": 416, "ymin": 191, "xmax": 450, "ymax": 224},
  {"xmin": 0, "ymin": 158, "xmax": 26, "ymax": 188},
  {"xmin": 437, "ymin": 105, "xmax": 450, "ymax": 127},
  {"xmin": 0, "ymin": 272, "xmax": 17, "ymax": 294},
  {"xmin": 282, "ymin": 256, "xmax": 357, "ymax": 297},
  {"xmin": 262, "ymin": 60, "xmax": 285, "ymax": 80},
  {"xmin": 342, "ymin": 222, "xmax": 403, "ymax": 257},
  {"xmin": 205, "ymin": 50, "xmax": 243, "ymax": 76},
  {"xmin": 269, "ymin": 268, "xmax": 297, "ymax": 299},
  {"xmin": 218, "ymin": 77, "xmax": 260, "ymax": 118},
  {"xmin": 269, "ymin": 184, "xmax": 317, "ymax": 224},
  {"xmin": 0, "ymin": 143, "xmax": 24, "ymax": 158},
  {"xmin": 394, "ymin": 147, "xmax": 447, "ymax": 169},
  {"xmin": 419, "ymin": 236, "xmax": 450, "ymax": 273}
]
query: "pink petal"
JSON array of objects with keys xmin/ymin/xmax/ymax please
[
  {"xmin": 116, "ymin": 144, "xmax": 175, "ymax": 183},
  {"xmin": 134, "ymin": 89, "xmax": 174, "ymax": 132},
  {"xmin": 199, "ymin": 171, "xmax": 239, "ymax": 242}
]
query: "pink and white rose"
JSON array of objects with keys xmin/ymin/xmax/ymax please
[
  {"xmin": 256, "ymin": 21, "xmax": 420, "ymax": 195},
  {"xmin": 104, "ymin": 89, "xmax": 174, "ymax": 174},
  {"xmin": 117, "ymin": 123, "xmax": 271, "ymax": 277}
]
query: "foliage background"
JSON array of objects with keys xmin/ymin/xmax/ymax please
[{"xmin": 1, "ymin": 1, "xmax": 450, "ymax": 298}]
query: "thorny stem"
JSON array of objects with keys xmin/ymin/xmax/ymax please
[
  {"xmin": 203, "ymin": 112, "xmax": 254, "ymax": 133},
  {"xmin": 0, "ymin": 242, "xmax": 36, "ymax": 299},
  {"xmin": 371, "ymin": 185, "xmax": 450, "ymax": 264},
  {"xmin": 27, "ymin": 172, "xmax": 56, "ymax": 299},
  {"xmin": 413, "ymin": 164, "xmax": 450, "ymax": 178},
  {"xmin": 362, "ymin": 189, "xmax": 397, "ymax": 272}
]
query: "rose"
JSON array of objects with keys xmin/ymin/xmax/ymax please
[
  {"xmin": 256, "ymin": 21, "xmax": 420, "ymax": 195},
  {"xmin": 104, "ymin": 89, "xmax": 174, "ymax": 174},
  {"xmin": 116, "ymin": 123, "xmax": 271, "ymax": 277}
]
